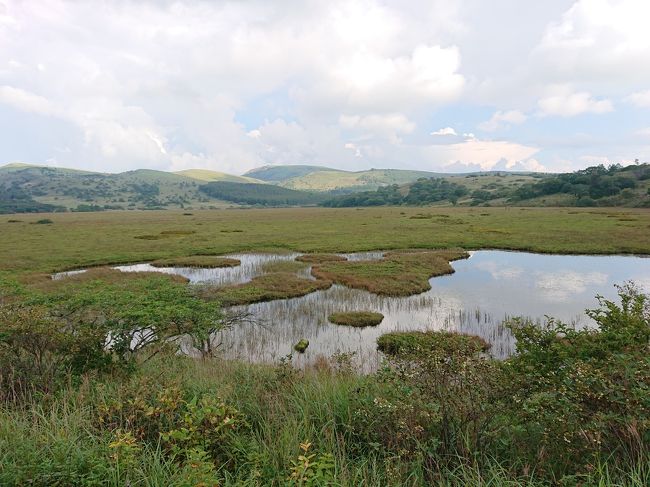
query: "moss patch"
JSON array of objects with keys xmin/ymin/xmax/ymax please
[
  {"xmin": 377, "ymin": 331, "xmax": 491, "ymax": 357},
  {"xmin": 295, "ymin": 253, "xmax": 347, "ymax": 263},
  {"xmin": 311, "ymin": 249, "xmax": 468, "ymax": 296},
  {"xmin": 328, "ymin": 311, "xmax": 384, "ymax": 327},
  {"xmin": 200, "ymin": 272, "xmax": 331, "ymax": 306},
  {"xmin": 152, "ymin": 256, "xmax": 240, "ymax": 268}
]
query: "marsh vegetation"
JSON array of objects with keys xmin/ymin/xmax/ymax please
[{"xmin": 0, "ymin": 207, "xmax": 649, "ymax": 485}]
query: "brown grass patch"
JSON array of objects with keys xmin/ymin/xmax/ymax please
[
  {"xmin": 311, "ymin": 249, "xmax": 468, "ymax": 296},
  {"xmin": 295, "ymin": 253, "xmax": 347, "ymax": 263},
  {"xmin": 198, "ymin": 272, "xmax": 331, "ymax": 306}
]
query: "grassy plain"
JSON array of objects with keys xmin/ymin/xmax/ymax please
[{"xmin": 1, "ymin": 206, "xmax": 649, "ymax": 276}]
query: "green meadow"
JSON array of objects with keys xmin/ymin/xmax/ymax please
[{"xmin": 2, "ymin": 206, "xmax": 649, "ymax": 275}]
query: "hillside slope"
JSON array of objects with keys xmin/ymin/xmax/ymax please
[
  {"xmin": 175, "ymin": 169, "xmax": 263, "ymax": 184},
  {"xmin": 0, "ymin": 165, "xmax": 237, "ymax": 212},
  {"xmin": 245, "ymin": 164, "xmax": 448, "ymax": 192},
  {"xmin": 322, "ymin": 164, "xmax": 650, "ymax": 208}
]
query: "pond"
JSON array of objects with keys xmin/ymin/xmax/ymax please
[{"xmin": 53, "ymin": 250, "xmax": 650, "ymax": 370}]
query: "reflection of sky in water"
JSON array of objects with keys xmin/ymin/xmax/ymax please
[
  {"xmin": 54, "ymin": 251, "xmax": 650, "ymax": 371},
  {"xmin": 218, "ymin": 251, "xmax": 650, "ymax": 370}
]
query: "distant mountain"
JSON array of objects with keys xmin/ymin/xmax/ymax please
[
  {"xmin": 244, "ymin": 164, "xmax": 448, "ymax": 192},
  {"xmin": 174, "ymin": 169, "xmax": 263, "ymax": 184}
]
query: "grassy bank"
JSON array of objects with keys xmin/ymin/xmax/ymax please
[{"xmin": 1, "ymin": 206, "xmax": 649, "ymax": 275}]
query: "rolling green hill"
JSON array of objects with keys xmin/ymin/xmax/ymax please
[
  {"xmin": 0, "ymin": 164, "xmax": 240, "ymax": 213},
  {"xmin": 174, "ymin": 169, "xmax": 263, "ymax": 184},
  {"xmin": 245, "ymin": 165, "xmax": 451, "ymax": 192}
]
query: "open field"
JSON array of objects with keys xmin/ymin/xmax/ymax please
[{"xmin": 1, "ymin": 206, "xmax": 649, "ymax": 275}]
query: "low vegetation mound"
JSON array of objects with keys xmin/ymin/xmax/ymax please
[
  {"xmin": 295, "ymin": 253, "xmax": 347, "ymax": 263},
  {"xmin": 199, "ymin": 272, "xmax": 331, "ymax": 306},
  {"xmin": 151, "ymin": 256, "xmax": 240, "ymax": 268},
  {"xmin": 311, "ymin": 249, "xmax": 468, "ymax": 296},
  {"xmin": 377, "ymin": 330, "xmax": 490, "ymax": 357},
  {"xmin": 25, "ymin": 266, "xmax": 189, "ymax": 293},
  {"xmin": 329, "ymin": 311, "xmax": 384, "ymax": 327}
]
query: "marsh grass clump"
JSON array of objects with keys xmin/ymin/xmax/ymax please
[
  {"xmin": 152, "ymin": 256, "xmax": 240, "ymax": 268},
  {"xmin": 377, "ymin": 330, "xmax": 491, "ymax": 357},
  {"xmin": 312, "ymin": 249, "xmax": 468, "ymax": 296},
  {"xmin": 200, "ymin": 273, "xmax": 331, "ymax": 306},
  {"xmin": 33, "ymin": 218, "xmax": 53, "ymax": 225},
  {"xmin": 328, "ymin": 311, "xmax": 384, "ymax": 327},
  {"xmin": 295, "ymin": 253, "xmax": 347, "ymax": 263},
  {"xmin": 261, "ymin": 260, "xmax": 308, "ymax": 273},
  {"xmin": 293, "ymin": 339, "xmax": 309, "ymax": 353}
]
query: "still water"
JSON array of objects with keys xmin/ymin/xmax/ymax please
[{"xmin": 53, "ymin": 250, "xmax": 650, "ymax": 370}]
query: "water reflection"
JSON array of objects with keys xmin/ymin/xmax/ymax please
[
  {"xmin": 217, "ymin": 251, "xmax": 650, "ymax": 370},
  {"xmin": 53, "ymin": 250, "xmax": 650, "ymax": 371}
]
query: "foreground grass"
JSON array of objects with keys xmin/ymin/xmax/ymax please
[
  {"xmin": 312, "ymin": 249, "xmax": 468, "ymax": 296},
  {"xmin": 1, "ymin": 206, "xmax": 649, "ymax": 275},
  {"xmin": 0, "ymin": 355, "xmax": 647, "ymax": 487}
]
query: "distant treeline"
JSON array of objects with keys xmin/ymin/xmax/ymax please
[
  {"xmin": 321, "ymin": 178, "xmax": 469, "ymax": 207},
  {"xmin": 322, "ymin": 164, "xmax": 650, "ymax": 207},
  {"xmin": 199, "ymin": 181, "xmax": 327, "ymax": 206},
  {"xmin": 0, "ymin": 187, "xmax": 64, "ymax": 214},
  {"xmin": 510, "ymin": 163, "xmax": 649, "ymax": 206}
]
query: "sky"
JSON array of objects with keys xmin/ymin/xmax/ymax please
[{"xmin": 1, "ymin": 0, "xmax": 649, "ymax": 175}]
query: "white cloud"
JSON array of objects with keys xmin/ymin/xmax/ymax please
[
  {"xmin": 431, "ymin": 127, "xmax": 457, "ymax": 136},
  {"xmin": 433, "ymin": 137, "xmax": 541, "ymax": 171},
  {"xmin": 626, "ymin": 89, "xmax": 650, "ymax": 108},
  {"xmin": 538, "ymin": 88, "xmax": 613, "ymax": 117},
  {"xmin": 0, "ymin": 85, "xmax": 56, "ymax": 116},
  {"xmin": 535, "ymin": 270, "xmax": 608, "ymax": 302},
  {"xmin": 478, "ymin": 110, "xmax": 527, "ymax": 132},
  {"xmin": 339, "ymin": 113, "xmax": 415, "ymax": 143},
  {"xmin": 0, "ymin": 0, "xmax": 648, "ymax": 174}
]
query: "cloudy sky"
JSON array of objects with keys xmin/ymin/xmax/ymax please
[{"xmin": 1, "ymin": 0, "xmax": 649, "ymax": 175}]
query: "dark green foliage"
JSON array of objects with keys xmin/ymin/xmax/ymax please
[
  {"xmin": 501, "ymin": 283, "xmax": 650, "ymax": 476},
  {"xmin": 321, "ymin": 178, "xmax": 469, "ymax": 207},
  {"xmin": 512, "ymin": 163, "xmax": 650, "ymax": 204},
  {"xmin": 34, "ymin": 218, "xmax": 53, "ymax": 224},
  {"xmin": 200, "ymin": 181, "xmax": 326, "ymax": 206},
  {"xmin": 0, "ymin": 186, "xmax": 64, "ymax": 214}
]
